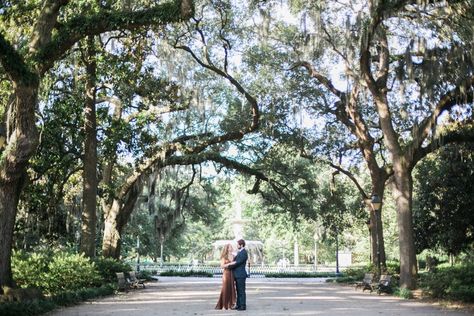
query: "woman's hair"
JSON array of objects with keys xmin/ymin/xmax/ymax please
[{"xmin": 220, "ymin": 243, "xmax": 233, "ymax": 260}]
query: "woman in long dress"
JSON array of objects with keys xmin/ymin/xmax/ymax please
[{"xmin": 215, "ymin": 243, "xmax": 237, "ymax": 310}]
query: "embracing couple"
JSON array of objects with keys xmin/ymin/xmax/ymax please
[{"xmin": 215, "ymin": 239, "xmax": 248, "ymax": 311}]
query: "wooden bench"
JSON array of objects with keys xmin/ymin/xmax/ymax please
[
  {"xmin": 376, "ymin": 274, "xmax": 392, "ymax": 294},
  {"xmin": 355, "ymin": 273, "xmax": 375, "ymax": 292},
  {"xmin": 116, "ymin": 272, "xmax": 131, "ymax": 291},
  {"xmin": 128, "ymin": 271, "xmax": 146, "ymax": 288}
]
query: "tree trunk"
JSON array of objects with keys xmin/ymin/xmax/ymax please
[
  {"xmin": 80, "ymin": 36, "xmax": 98, "ymax": 258},
  {"xmin": 0, "ymin": 84, "xmax": 39, "ymax": 288},
  {"xmin": 102, "ymin": 184, "xmax": 140, "ymax": 258},
  {"xmin": 0, "ymin": 178, "xmax": 24, "ymax": 288},
  {"xmin": 366, "ymin": 172, "xmax": 388, "ymax": 271},
  {"xmin": 392, "ymin": 161, "xmax": 417, "ymax": 289},
  {"xmin": 372, "ymin": 185, "xmax": 387, "ymax": 271},
  {"xmin": 368, "ymin": 206, "xmax": 377, "ymax": 266},
  {"xmin": 102, "ymin": 200, "xmax": 122, "ymax": 258}
]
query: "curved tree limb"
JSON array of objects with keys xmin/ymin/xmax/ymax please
[
  {"xmin": 38, "ymin": 0, "xmax": 194, "ymax": 74},
  {"xmin": 410, "ymin": 76, "xmax": 474, "ymax": 165},
  {"xmin": 413, "ymin": 121, "xmax": 474, "ymax": 163},
  {"xmin": 0, "ymin": 34, "xmax": 37, "ymax": 85},
  {"xmin": 291, "ymin": 61, "xmax": 344, "ymax": 98},
  {"xmin": 29, "ymin": 0, "xmax": 70, "ymax": 55}
]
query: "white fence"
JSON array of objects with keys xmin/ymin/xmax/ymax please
[{"xmin": 136, "ymin": 263, "xmax": 345, "ymax": 276}]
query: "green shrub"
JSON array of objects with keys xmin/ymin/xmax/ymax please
[
  {"xmin": 137, "ymin": 270, "xmax": 154, "ymax": 280},
  {"xmin": 0, "ymin": 299, "xmax": 56, "ymax": 316},
  {"xmin": 12, "ymin": 250, "xmax": 102, "ymax": 295},
  {"xmin": 419, "ymin": 264, "xmax": 474, "ymax": 302},
  {"xmin": 44, "ymin": 253, "xmax": 101, "ymax": 294},
  {"xmin": 448, "ymin": 285, "xmax": 474, "ymax": 302},
  {"xmin": 12, "ymin": 251, "xmax": 50, "ymax": 290},
  {"xmin": 50, "ymin": 284, "xmax": 115, "ymax": 306},
  {"xmin": 342, "ymin": 266, "xmax": 367, "ymax": 279},
  {"xmin": 385, "ymin": 261, "xmax": 400, "ymax": 275},
  {"xmin": 395, "ymin": 288, "xmax": 413, "ymax": 299},
  {"xmin": 93, "ymin": 257, "xmax": 132, "ymax": 283},
  {"xmin": 0, "ymin": 285, "xmax": 115, "ymax": 316}
]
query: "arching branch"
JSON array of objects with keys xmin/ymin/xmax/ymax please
[
  {"xmin": 410, "ymin": 76, "xmax": 474, "ymax": 165},
  {"xmin": 38, "ymin": 1, "xmax": 194, "ymax": 74}
]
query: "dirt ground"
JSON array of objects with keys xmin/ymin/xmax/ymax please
[{"xmin": 49, "ymin": 277, "xmax": 473, "ymax": 316}]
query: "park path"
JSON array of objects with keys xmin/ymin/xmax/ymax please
[{"xmin": 49, "ymin": 277, "xmax": 471, "ymax": 316}]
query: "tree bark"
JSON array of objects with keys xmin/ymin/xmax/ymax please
[
  {"xmin": 80, "ymin": 36, "xmax": 98, "ymax": 258},
  {"xmin": 0, "ymin": 84, "xmax": 39, "ymax": 288},
  {"xmin": 102, "ymin": 201, "xmax": 122, "ymax": 258},
  {"xmin": 102, "ymin": 185, "xmax": 140, "ymax": 258},
  {"xmin": 0, "ymin": 177, "xmax": 25, "ymax": 288},
  {"xmin": 392, "ymin": 160, "xmax": 417, "ymax": 289},
  {"xmin": 369, "ymin": 174, "xmax": 388, "ymax": 271}
]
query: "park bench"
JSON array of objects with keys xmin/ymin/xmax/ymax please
[
  {"xmin": 355, "ymin": 273, "xmax": 375, "ymax": 292},
  {"xmin": 116, "ymin": 272, "xmax": 132, "ymax": 291},
  {"xmin": 128, "ymin": 271, "xmax": 146, "ymax": 288},
  {"xmin": 376, "ymin": 274, "xmax": 392, "ymax": 294}
]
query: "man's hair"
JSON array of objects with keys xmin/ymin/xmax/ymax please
[{"xmin": 237, "ymin": 239, "xmax": 246, "ymax": 247}]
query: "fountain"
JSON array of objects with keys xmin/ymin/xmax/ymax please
[{"xmin": 212, "ymin": 199, "xmax": 264, "ymax": 265}]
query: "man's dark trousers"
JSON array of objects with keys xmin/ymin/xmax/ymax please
[{"xmin": 235, "ymin": 277, "xmax": 246, "ymax": 309}]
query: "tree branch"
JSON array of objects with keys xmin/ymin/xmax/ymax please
[
  {"xmin": 0, "ymin": 34, "xmax": 37, "ymax": 85},
  {"xmin": 174, "ymin": 44, "xmax": 259, "ymax": 136},
  {"xmin": 29, "ymin": 0, "xmax": 70, "ymax": 55},
  {"xmin": 291, "ymin": 61, "xmax": 344, "ymax": 98},
  {"xmin": 410, "ymin": 76, "xmax": 474, "ymax": 160},
  {"xmin": 414, "ymin": 121, "xmax": 474, "ymax": 163},
  {"xmin": 38, "ymin": 1, "xmax": 194, "ymax": 74}
]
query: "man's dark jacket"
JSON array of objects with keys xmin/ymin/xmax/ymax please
[{"xmin": 232, "ymin": 248, "xmax": 248, "ymax": 278}]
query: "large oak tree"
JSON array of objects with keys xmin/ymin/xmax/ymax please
[
  {"xmin": 248, "ymin": 0, "xmax": 474, "ymax": 288},
  {"xmin": 0, "ymin": 0, "xmax": 193, "ymax": 288}
]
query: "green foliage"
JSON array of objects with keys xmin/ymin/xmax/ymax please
[
  {"xmin": 12, "ymin": 250, "xmax": 101, "ymax": 295},
  {"xmin": 137, "ymin": 270, "xmax": 153, "ymax": 281},
  {"xmin": 122, "ymin": 171, "xmax": 225, "ymax": 262},
  {"xmin": 330, "ymin": 266, "xmax": 368, "ymax": 283},
  {"xmin": 419, "ymin": 264, "xmax": 474, "ymax": 302},
  {"xmin": 159, "ymin": 270, "xmax": 213, "ymax": 277},
  {"xmin": 7, "ymin": 249, "xmax": 117, "ymax": 314},
  {"xmin": 44, "ymin": 253, "xmax": 101, "ymax": 294},
  {"xmin": 414, "ymin": 142, "xmax": 474, "ymax": 255},
  {"xmin": 0, "ymin": 284, "xmax": 114, "ymax": 316},
  {"xmin": 342, "ymin": 266, "xmax": 367, "ymax": 279},
  {"xmin": 0, "ymin": 299, "xmax": 56, "ymax": 316},
  {"xmin": 93, "ymin": 257, "xmax": 132, "ymax": 283},
  {"xmin": 394, "ymin": 288, "xmax": 413, "ymax": 299},
  {"xmin": 50, "ymin": 285, "xmax": 114, "ymax": 306},
  {"xmin": 347, "ymin": 261, "xmax": 398, "ymax": 278},
  {"xmin": 385, "ymin": 260, "xmax": 400, "ymax": 275},
  {"xmin": 11, "ymin": 251, "xmax": 50, "ymax": 290}
]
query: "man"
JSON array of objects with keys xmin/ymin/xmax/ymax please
[{"xmin": 228, "ymin": 239, "xmax": 248, "ymax": 311}]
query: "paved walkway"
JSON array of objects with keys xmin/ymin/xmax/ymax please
[{"xmin": 49, "ymin": 277, "xmax": 471, "ymax": 316}]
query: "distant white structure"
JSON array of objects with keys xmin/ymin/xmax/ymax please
[
  {"xmin": 212, "ymin": 240, "xmax": 264, "ymax": 265},
  {"xmin": 338, "ymin": 252, "xmax": 352, "ymax": 267},
  {"xmin": 212, "ymin": 197, "xmax": 264, "ymax": 264}
]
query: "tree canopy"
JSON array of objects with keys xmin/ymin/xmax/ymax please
[{"xmin": 1, "ymin": 0, "xmax": 473, "ymax": 292}]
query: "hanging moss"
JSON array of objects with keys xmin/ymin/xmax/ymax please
[{"xmin": 36, "ymin": 1, "xmax": 192, "ymax": 66}]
